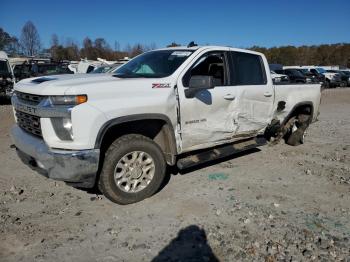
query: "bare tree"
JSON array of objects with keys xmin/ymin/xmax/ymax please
[
  {"xmin": 0, "ymin": 28, "xmax": 12, "ymax": 50},
  {"xmin": 130, "ymin": 43, "xmax": 144, "ymax": 57},
  {"xmin": 114, "ymin": 41, "xmax": 120, "ymax": 52},
  {"xmin": 149, "ymin": 42, "xmax": 157, "ymax": 50},
  {"xmin": 20, "ymin": 21, "xmax": 41, "ymax": 56},
  {"xmin": 0, "ymin": 28, "xmax": 21, "ymax": 55},
  {"xmin": 167, "ymin": 42, "xmax": 181, "ymax": 47},
  {"xmin": 51, "ymin": 34, "xmax": 59, "ymax": 47}
]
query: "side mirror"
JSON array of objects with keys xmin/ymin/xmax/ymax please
[{"xmin": 185, "ymin": 75, "xmax": 214, "ymax": 98}]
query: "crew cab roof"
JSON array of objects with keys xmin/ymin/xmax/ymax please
[{"xmin": 156, "ymin": 46, "xmax": 264, "ymax": 56}]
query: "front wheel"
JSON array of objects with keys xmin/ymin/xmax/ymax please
[
  {"xmin": 99, "ymin": 134, "xmax": 166, "ymax": 204},
  {"xmin": 324, "ymin": 80, "xmax": 331, "ymax": 89}
]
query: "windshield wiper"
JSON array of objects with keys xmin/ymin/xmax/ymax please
[
  {"xmin": 112, "ymin": 73, "xmax": 143, "ymax": 78},
  {"xmin": 113, "ymin": 73, "xmax": 166, "ymax": 79}
]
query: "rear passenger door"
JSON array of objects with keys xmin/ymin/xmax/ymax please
[{"xmin": 228, "ymin": 51, "xmax": 274, "ymax": 135}]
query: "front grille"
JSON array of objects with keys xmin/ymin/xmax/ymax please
[
  {"xmin": 15, "ymin": 110, "xmax": 42, "ymax": 137},
  {"xmin": 16, "ymin": 91, "xmax": 44, "ymax": 105}
]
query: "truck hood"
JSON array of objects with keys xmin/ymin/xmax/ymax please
[
  {"xmin": 13, "ymin": 73, "xmax": 177, "ymax": 118},
  {"xmin": 14, "ymin": 74, "xmax": 124, "ymax": 95},
  {"xmin": 323, "ymin": 72, "xmax": 338, "ymax": 77}
]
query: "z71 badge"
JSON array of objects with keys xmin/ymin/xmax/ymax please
[{"xmin": 152, "ymin": 83, "xmax": 171, "ymax": 89}]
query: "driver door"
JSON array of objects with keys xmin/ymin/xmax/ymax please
[{"xmin": 177, "ymin": 50, "xmax": 239, "ymax": 152}]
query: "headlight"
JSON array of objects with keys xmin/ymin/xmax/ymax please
[
  {"xmin": 274, "ymin": 77, "xmax": 281, "ymax": 82},
  {"xmin": 49, "ymin": 95, "xmax": 87, "ymax": 106}
]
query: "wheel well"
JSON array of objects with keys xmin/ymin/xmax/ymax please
[
  {"xmin": 282, "ymin": 103, "xmax": 313, "ymax": 126},
  {"xmin": 264, "ymin": 102, "xmax": 314, "ymax": 142},
  {"xmin": 99, "ymin": 119, "xmax": 177, "ymax": 165}
]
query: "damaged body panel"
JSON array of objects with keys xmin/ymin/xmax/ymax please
[
  {"xmin": 273, "ymin": 84, "xmax": 321, "ymax": 125},
  {"xmin": 176, "ymin": 47, "xmax": 320, "ymax": 153}
]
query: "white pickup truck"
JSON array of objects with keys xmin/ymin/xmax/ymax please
[{"xmin": 11, "ymin": 46, "xmax": 321, "ymax": 204}]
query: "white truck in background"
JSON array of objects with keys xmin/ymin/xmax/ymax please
[
  {"xmin": 270, "ymin": 70, "xmax": 289, "ymax": 83},
  {"xmin": 0, "ymin": 51, "xmax": 15, "ymax": 98},
  {"xmin": 11, "ymin": 45, "xmax": 321, "ymax": 204}
]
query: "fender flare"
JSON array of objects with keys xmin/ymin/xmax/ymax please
[{"xmin": 94, "ymin": 114, "xmax": 178, "ymax": 164}]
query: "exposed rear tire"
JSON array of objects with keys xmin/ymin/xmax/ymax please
[
  {"xmin": 99, "ymin": 134, "xmax": 166, "ymax": 204},
  {"xmin": 285, "ymin": 114, "xmax": 310, "ymax": 146}
]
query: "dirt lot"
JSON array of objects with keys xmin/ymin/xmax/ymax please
[{"xmin": 0, "ymin": 89, "xmax": 349, "ymax": 262}]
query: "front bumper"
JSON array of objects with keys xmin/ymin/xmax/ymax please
[
  {"xmin": 329, "ymin": 78, "xmax": 341, "ymax": 84},
  {"xmin": 11, "ymin": 125, "xmax": 100, "ymax": 188}
]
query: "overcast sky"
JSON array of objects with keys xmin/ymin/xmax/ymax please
[{"xmin": 1, "ymin": 0, "xmax": 350, "ymax": 49}]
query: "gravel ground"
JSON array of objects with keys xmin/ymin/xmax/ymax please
[{"xmin": 0, "ymin": 89, "xmax": 349, "ymax": 262}]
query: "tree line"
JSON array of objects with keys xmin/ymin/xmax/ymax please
[
  {"xmin": 0, "ymin": 21, "xmax": 157, "ymax": 61},
  {"xmin": 250, "ymin": 44, "xmax": 350, "ymax": 67},
  {"xmin": 1, "ymin": 21, "xmax": 350, "ymax": 67}
]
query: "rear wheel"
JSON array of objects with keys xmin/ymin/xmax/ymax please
[
  {"xmin": 285, "ymin": 114, "xmax": 310, "ymax": 146},
  {"xmin": 99, "ymin": 134, "xmax": 166, "ymax": 204}
]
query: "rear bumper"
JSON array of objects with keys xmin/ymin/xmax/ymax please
[{"xmin": 11, "ymin": 125, "xmax": 100, "ymax": 188}]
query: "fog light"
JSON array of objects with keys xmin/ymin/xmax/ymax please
[
  {"xmin": 62, "ymin": 118, "xmax": 73, "ymax": 137},
  {"xmin": 36, "ymin": 160, "xmax": 45, "ymax": 169},
  {"xmin": 51, "ymin": 118, "xmax": 74, "ymax": 141}
]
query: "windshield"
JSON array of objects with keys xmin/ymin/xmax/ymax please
[
  {"xmin": 113, "ymin": 50, "xmax": 194, "ymax": 78},
  {"xmin": 299, "ymin": 69, "xmax": 309, "ymax": 74},
  {"xmin": 315, "ymin": 68, "xmax": 326, "ymax": 73},
  {"xmin": 0, "ymin": 60, "xmax": 11, "ymax": 76},
  {"xmin": 287, "ymin": 69, "xmax": 304, "ymax": 77}
]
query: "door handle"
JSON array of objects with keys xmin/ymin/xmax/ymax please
[
  {"xmin": 223, "ymin": 94, "xmax": 236, "ymax": 100},
  {"xmin": 263, "ymin": 92, "xmax": 273, "ymax": 97}
]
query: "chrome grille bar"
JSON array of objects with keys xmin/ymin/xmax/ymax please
[{"xmin": 15, "ymin": 110, "xmax": 42, "ymax": 137}]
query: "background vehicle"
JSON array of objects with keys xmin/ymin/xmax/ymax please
[
  {"xmin": 275, "ymin": 69, "xmax": 307, "ymax": 83},
  {"xmin": 0, "ymin": 51, "xmax": 15, "ymax": 98},
  {"xmin": 326, "ymin": 70, "xmax": 349, "ymax": 87},
  {"xmin": 12, "ymin": 61, "xmax": 73, "ymax": 81},
  {"xmin": 340, "ymin": 70, "xmax": 350, "ymax": 86},
  {"xmin": 270, "ymin": 70, "xmax": 289, "ymax": 83},
  {"xmin": 11, "ymin": 46, "xmax": 321, "ymax": 205},
  {"xmin": 284, "ymin": 66, "xmax": 342, "ymax": 88},
  {"xmin": 89, "ymin": 63, "xmax": 124, "ymax": 74},
  {"xmin": 294, "ymin": 68, "xmax": 325, "ymax": 84}
]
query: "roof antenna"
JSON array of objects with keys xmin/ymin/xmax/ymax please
[{"xmin": 187, "ymin": 41, "xmax": 198, "ymax": 48}]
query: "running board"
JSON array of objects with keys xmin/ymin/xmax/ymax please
[{"xmin": 177, "ymin": 136, "xmax": 267, "ymax": 170}]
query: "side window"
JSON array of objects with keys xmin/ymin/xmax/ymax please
[
  {"xmin": 183, "ymin": 52, "xmax": 227, "ymax": 87},
  {"xmin": 229, "ymin": 51, "xmax": 267, "ymax": 85},
  {"xmin": 86, "ymin": 65, "xmax": 95, "ymax": 73}
]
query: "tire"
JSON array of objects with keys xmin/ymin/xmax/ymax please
[
  {"xmin": 285, "ymin": 114, "xmax": 310, "ymax": 146},
  {"xmin": 99, "ymin": 134, "xmax": 166, "ymax": 204}
]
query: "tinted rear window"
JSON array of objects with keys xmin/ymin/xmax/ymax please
[{"xmin": 230, "ymin": 52, "xmax": 266, "ymax": 85}]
